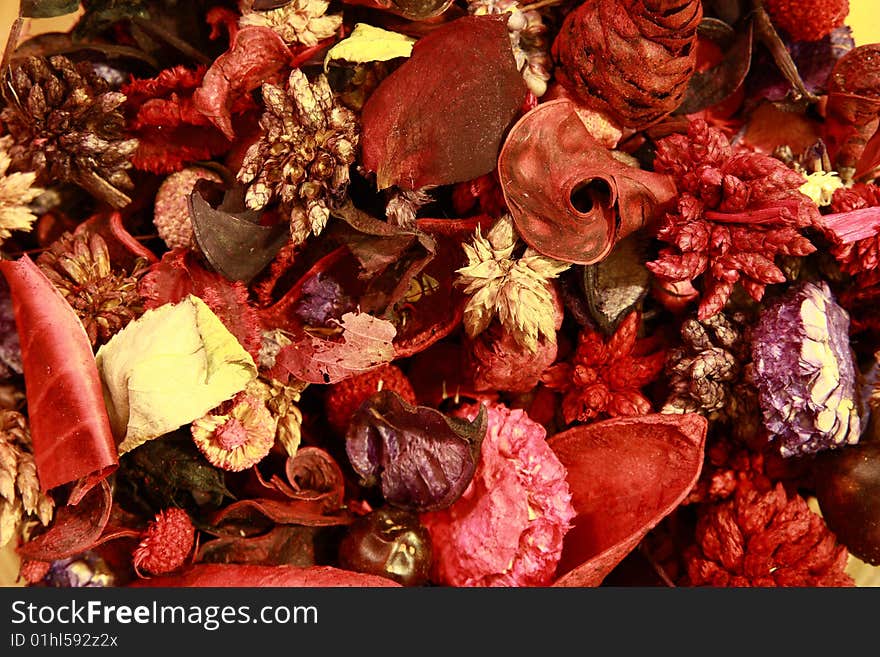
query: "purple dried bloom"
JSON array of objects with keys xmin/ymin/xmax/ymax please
[
  {"xmin": 44, "ymin": 553, "xmax": 115, "ymax": 587},
  {"xmin": 345, "ymin": 391, "xmax": 486, "ymax": 512},
  {"xmin": 294, "ymin": 273, "xmax": 356, "ymax": 328},
  {"xmin": 751, "ymin": 280, "xmax": 860, "ymax": 457}
]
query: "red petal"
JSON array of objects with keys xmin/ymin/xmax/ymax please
[
  {"xmin": 361, "ymin": 14, "xmax": 526, "ymax": 190},
  {"xmin": 548, "ymin": 413, "xmax": 707, "ymax": 586},
  {"xmin": 0, "ymin": 257, "xmax": 117, "ymax": 496},
  {"xmin": 130, "ymin": 564, "xmax": 401, "ymax": 587}
]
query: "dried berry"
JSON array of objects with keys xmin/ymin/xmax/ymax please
[
  {"xmin": 751, "ymin": 281, "xmax": 859, "ymax": 457},
  {"xmin": 338, "ymin": 507, "xmax": 432, "ymax": 587}
]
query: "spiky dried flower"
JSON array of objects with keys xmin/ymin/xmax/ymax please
[
  {"xmin": 456, "ymin": 214, "xmax": 569, "ymax": 352},
  {"xmin": 0, "ymin": 135, "xmax": 42, "ymax": 245},
  {"xmin": 239, "ymin": 0, "xmax": 342, "ymax": 46},
  {"xmin": 1, "ymin": 56, "xmax": 138, "ymax": 208},
  {"xmin": 133, "ymin": 507, "xmax": 195, "ymax": 577},
  {"xmin": 191, "ymin": 379, "xmax": 278, "ymax": 472},
  {"xmin": 238, "ymin": 69, "xmax": 358, "ymax": 245},
  {"xmin": 0, "ymin": 410, "xmax": 53, "ymax": 548},
  {"xmin": 36, "ymin": 231, "xmax": 148, "ymax": 348}
]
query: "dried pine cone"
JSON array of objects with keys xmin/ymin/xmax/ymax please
[
  {"xmin": 0, "ymin": 410, "xmax": 54, "ymax": 548},
  {"xmin": 1, "ymin": 56, "xmax": 138, "ymax": 208},
  {"xmin": 238, "ymin": 69, "xmax": 359, "ymax": 245},
  {"xmin": 552, "ymin": 0, "xmax": 702, "ymax": 129},
  {"xmin": 36, "ymin": 231, "xmax": 147, "ymax": 348}
]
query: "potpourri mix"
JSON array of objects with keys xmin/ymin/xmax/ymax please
[{"xmin": 2, "ymin": 0, "xmax": 880, "ymax": 588}]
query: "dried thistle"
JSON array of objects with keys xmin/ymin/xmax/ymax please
[
  {"xmin": 0, "ymin": 410, "xmax": 53, "ymax": 548},
  {"xmin": 238, "ymin": 69, "xmax": 359, "ymax": 245},
  {"xmin": 239, "ymin": 0, "xmax": 342, "ymax": 46},
  {"xmin": 0, "ymin": 136, "xmax": 42, "ymax": 245},
  {"xmin": 1, "ymin": 56, "xmax": 138, "ymax": 208},
  {"xmin": 36, "ymin": 231, "xmax": 148, "ymax": 348},
  {"xmin": 456, "ymin": 214, "xmax": 569, "ymax": 352}
]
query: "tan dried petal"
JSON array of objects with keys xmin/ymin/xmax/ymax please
[
  {"xmin": 0, "ymin": 136, "xmax": 42, "ymax": 244},
  {"xmin": 0, "ymin": 496, "xmax": 22, "ymax": 547},
  {"xmin": 264, "ymin": 378, "xmax": 306, "ymax": 457}
]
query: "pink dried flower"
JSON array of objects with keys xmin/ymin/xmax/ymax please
[
  {"xmin": 420, "ymin": 403, "xmax": 575, "ymax": 586},
  {"xmin": 153, "ymin": 167, "xmax": 224, "ymax": 249},
  {"xmin": 133, "ymin": 508, "xmax": 196, "ymax": 577}
]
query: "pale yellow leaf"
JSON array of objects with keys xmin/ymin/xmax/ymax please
[
  {"xmin": 324, "ymin": 23, "xmax": 415, "ymax": 71},
  {"xmin": 95, "ymin": 295, "xmax": 257, "ymax": 455}
]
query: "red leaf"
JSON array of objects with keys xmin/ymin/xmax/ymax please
[
  {"xmin": 193, "ymin": 26, "xmax": 294, "ymax": 141},
  {"xmin": 548, "ymin": 413, "xmax": 707, "ymax": 586},
  {"xmin": 131, "ymin": 564, "xmax": 401, "ymax": 587},
  {"xmin": 138, "ymin": 249, "xmax": 263, "ymax": 361},
  {"xmin": 0, "ymin": 257, "xmax": 117, "ymax": 497},
  {"xmin": 360, "ymin": 14, "xmax": 526, "ymax": 190},
  {"xmin": 17, "ymin": 480, "xmax": 113, "ymax": 561}
]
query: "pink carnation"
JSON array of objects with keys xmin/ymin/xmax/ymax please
[{"xmin": 421, "ymin": 403, "xmax": 575, "ymax": 586}]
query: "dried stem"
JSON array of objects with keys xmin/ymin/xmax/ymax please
[{"xmin": 751, "ymin": 3, "xmax": 819, "ymax": 104}]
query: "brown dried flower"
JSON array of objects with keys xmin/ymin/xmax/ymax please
[
  {"xmin": 0, "ymin": 410, "xmax": 53, "ymax": 548},
  {"xmin": 1, "ymin": 56, "xmax": 138, "ymax": 208},
  {"xmin": 0, "ymin": 136, "xmax": 43, "ymax": 245},
  {"xmin": 36, "ymin": 231, "xmax": 148, "ymax": 348},
  {"xmin": 239, "ymin": 0, "xmax": 342, "ymax": 46},
  {"xmin": 263, "ymin": 377, "xmax": 306, "ymax": 457},
  {"xmin": 238, "ymin": 69, "xmax": 359, "ymax": 245}
]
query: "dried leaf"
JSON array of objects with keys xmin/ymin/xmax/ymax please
[
  {"xmin": 198, "ymin": 525, "xmax": 319, "ymax": 566},
  {"xmin": 189, "ymin": 183, "xmax": 289, "ymax": 284},
  {"xmin": 361, "ymin": 14, "xmax": 526, "ymax": 190},
  {"xmin": 0, "ymin": 256, "xmax": 117, "ymax": 496},
  {"xmin": 20, "ymin": 0, "xmax": 80, "ymax": 18},
  {"xmin": 324, "ymin": 23, "xmax": 414, "ymax": 70},
  {"xmin": 267, "ymin": 311, "xmax": 396, "ymax": 385},
  {"xmin": 548, "ymin": 413, "xmax": 707, "ymax": 586},
  {"xmin": 132, "ymin": 563, "xmax": 401, "ymax": 587},
  {"xmin": 95, "ymin": 295, "xmax": 258, "ymax": 454},
  {"xmin": 193, "ymin": 26, "xmax": 294, "ymax": 141},
  {"xmin": 583, "ymin": 232, "xmax": 651, "ymax": 335}
]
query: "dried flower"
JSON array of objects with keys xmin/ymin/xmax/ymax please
[
  {"xmin": 685, "ymin": 483, "xmax": 853, "ymax": 586},
  {"xmin": 237, "ymin": 69, "xmax": 359, "ymax": 245},
  {"xmin": 191, "ymin": 380, "xmax": 278, "ymax": 472},
  {"xmin": 824, "ymin": 183, "xmax": 880, "ymax": 276},
  {"xmin": 799, "ymin": 171, "xmax": 845, "ymax": 207},
  {"xmin": 0, "ymin": 135, "xmax": 42, "ymax": 245},
  {"xmin": 239, "ymin": 0, "xmax": 342, "ymax": 47},
  {"xmin": 154, "ymin": 167, "xmax": 224, "ymax": 249},
  {"xmin": 324, "ymin": 364, "xmax": 416, "ymax": 435},
  {"xmin": 133, "ymin": 508, "xmax": 196, "ymax": 576},
  {"xmin": 647, "ymin": 119, "xmax": 818, "ymax": 319},
  {"xmin": 751, "ymin": 281, "xmax": 859, "ymax": 457},
  {"xmin": 456, "ymin": 215, "xmax": 569, "ymax": 352},
  {"xmin": 763, "ymin": 0, "xmax": 849, "ymax": 43},
  {"xmin": 421, "ymin": 403, "xmax": 574, "ymax": 586},
  {"xmin": 44, "ymin": 553, "xmax": 115, "ymax": 587},
  {"xmin": 264, "ymin": 377, "xmax": 306, "ymax": 457},
  {"xmin": 468, "ymin": 318, "xmax": 559, "ymax": 394},
  {"xmin": 36, "ymin": 231, "xmax": 147, "ymax": 348},
  {"xmin": 0, "ymin": 410, "xmax": 53, "ymax": 548},
  {"xmin": 1, "ymin": 56, "xmax": 138, "ymax": 208},
  {"xmin": 542, "ymin": 311, "xmax": 665, "ymax": 424}
]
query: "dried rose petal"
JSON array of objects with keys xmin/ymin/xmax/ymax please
[{"xmin": 421, "ymin": 403, "xmax": 574, "ymax": 587}]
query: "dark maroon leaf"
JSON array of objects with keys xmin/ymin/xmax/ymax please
[
  {"xmin": 131, "ymin": 564, "xmax": 401, "ymax": 587},
  {"xmin": 345, "ymin": 390, "xmax": 487, "ymax": 512},
  {"xmin": 198, "ymin": 525, "xmax": 319, "ymax": 567},
  {"xmin": 360, "ymin": 14, "xmax": 526, "ymax": 190},
  {"xmin": 189, "ymin": 182, "xmax": 289, "ymax": 284}
]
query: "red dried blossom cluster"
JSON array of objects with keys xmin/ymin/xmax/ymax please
[
  {"xmin": 647, "ymin": 119, "xmax": 819, "ymax": 319},
  {"xmin": 763, "ymin": 0, "xmax": 849, "ymax": 43},
  {"xmin": 542, "ymin": 312, "xmax": 665, "ymax": 424},
  {"xmin": 324, "ymin": 364, "xmax": 417, "ymax": 435},
  {"xmin": 132, "ymin": 508, "xmax": 196, "ymax": 577},
  {"xmin": 685, "ymin": 483, "xmax": 853, "ymax": 587},
  {"xmin": 827, "ymin": 183, "xmax": 880, "ymax": 275}
]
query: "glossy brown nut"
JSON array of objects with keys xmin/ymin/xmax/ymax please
[{"xmin": 338, "ymin": 507, "xmax": 433, "ymax": 587}]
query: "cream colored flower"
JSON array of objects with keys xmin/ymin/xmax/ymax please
[
  {"xmin": 456, "ymin": 215, "xmax": 569, "ymax": 352},
  {"xmin": 799, "ymin": 170, "xmax": 845, "ymax": 207},
  {"xmin": 0, "ymin": 135, "xmax": 42, "ymax": 245},
  {"xmin": 240, "ymin": 0, "xmax": 342, "ymax": 47}
]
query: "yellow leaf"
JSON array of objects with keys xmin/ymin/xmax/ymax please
[
  {"xmin": 324, "ymin": 23, "xmax": 415, "ymax": 71},
  {"xmin": 95, "ymin": 295, "xmax": 257, "ymax": 455}
]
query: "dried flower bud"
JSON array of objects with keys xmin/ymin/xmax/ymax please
[
  {"xmin": 751, "ymin": 281, "xmax": 860, "ymax": 457},
  {"xmin": 239, "ymin": 0, "xmax": 342, "ymax": 46},
  {"xmin": 763, "ymin": 0, "xmax": 849, "ymax": 43},
  {"xmin": 154, "ymin": 167, "xmax": 224, "ymax": 250},
  {"xmin": 133, "ymin": 507, "xmax": 196, "ymax": 576},
  {"xmin": 191, "ymin": 381, "xmax": 278, "ymax": 472}
]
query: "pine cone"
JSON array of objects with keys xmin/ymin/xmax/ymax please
[
  {"xmin": 36, "ymin": 231, "xmax": 147, "ymax": 348},
  {"xmin": 238, "ymin": 69, "xmax": 359, "ymax": 245},
  {"xmin": 552, "ymin": 0, "xmax": 702, "ymax": 130},
  {"xmin": 1, "ymin": 56, "xmax": 138, "ymax": 208}
]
